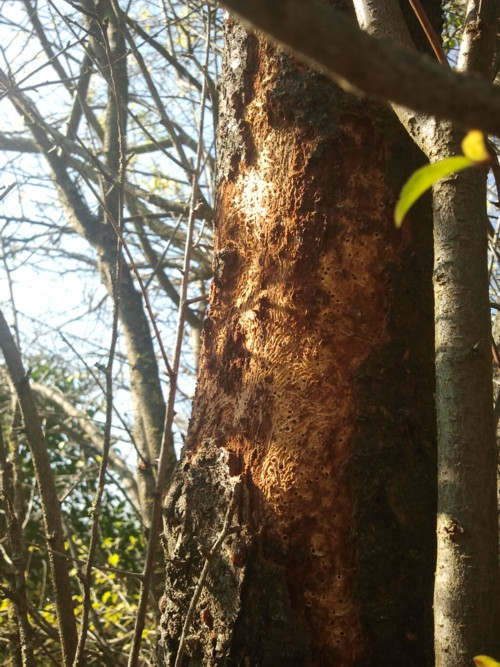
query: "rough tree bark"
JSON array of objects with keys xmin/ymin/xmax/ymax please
[
  {"xmin": 215, "ymin": 0, "xmax": 500, "ymax": 662},
  {"xmin": 157, "ymin": 12, "xmax": 437, "ymax": 666},
  {"xmin": 216, "ymin": 0, "xmax": 500, "ymax": 137}
]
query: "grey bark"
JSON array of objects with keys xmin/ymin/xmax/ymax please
[
  {"xmin": 350, "ymin": 0, "xmax": 500, "ymax": 661},
  {"xmin": 432, "ymin": 133, "xmax": 499, "ymax": 663}
]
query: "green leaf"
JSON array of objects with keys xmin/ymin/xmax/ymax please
[{"xmin": 394, "ymin": 156, "xmax": 473, "ymax": 227}]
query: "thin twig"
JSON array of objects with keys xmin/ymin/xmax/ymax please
[
  {"xmin": 0, "ymin": 426, "xmax": 36, "ymax": 667},
  {"xmin": 57, "ymin": 331, "xmax": 140, "ymax": 463},
  {"xmin": 24, "ymin": 539, "xmax": 143, "ymax": 579},
  {"xmin": 408, "ymin": 0, "xmax": 449, "ymax": 66},
  {"xmin": 0, "ymin": 65, "xmax": 175, "ymax": 379},
  {"xmin": 72, "ymin": 5, "xmax": 127, "ymax": 663},
  {"xmin": 31, "ymin": 381, "xmax": 142, "ymax": 517},
  {"xmin": 0, "ymin": 182, "xmax": 15, "ymax": 201},
  {"xmin": 126, "ymin": 9, "xmax": 214, "ymax": 666}
]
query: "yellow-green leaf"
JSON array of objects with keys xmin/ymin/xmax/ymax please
[
  {"xmin": 474, "ymin": 656, "xmax": 500, "ymax": 667},
  {"xmin": 108, "ymin": 553, "xmax": 120, "ymax": 567},
  {"xmin": 394, "ymin": 156, "xmax": 473, "ymax": 227},
  {"xmin": 462, "ymin": 130, "xmax": 489, "ymax": 163}
]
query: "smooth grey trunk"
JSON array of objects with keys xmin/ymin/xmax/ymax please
[
  {"xmin": 351, "ymin": 0, "xmax": 500, "ymax": 661},
  {"xmin": 432, "ymin": 135, "xmax": 500, "ymax": 663}
]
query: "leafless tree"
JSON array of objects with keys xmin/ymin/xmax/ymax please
[{"xmin": 0, "ymin": 1, "xmax": 221, "ymax": 663}]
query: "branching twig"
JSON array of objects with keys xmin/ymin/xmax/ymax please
[
  {"xmin": 57, "ymin": 331, "xmax": 140, "ymax": 462},
  {"xmin": 24, "ymin": 539, "xmax": 143, "ymax": 580},
  {"xmin": 73, "ymin": 5, "xmax": 127, "ymax": 662},
  {"xmin": 126, "ymin": 9, "xmax": 214, "ymax": 666}
]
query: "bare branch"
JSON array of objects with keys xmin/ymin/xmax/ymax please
[
  {"xmin": 30, "ymin": 381, "xmax": 140, "ymax": 513},
  {"xmin": 0, "ymin": 307, "xmax": 78, "ymax": 665},
  {"xmin": 219, "ymin": 0, "xmax": 500, "ymax": 137},
  {"xmin": 127, "ymin": 10, "xmax": 214, "ymax": 665}
]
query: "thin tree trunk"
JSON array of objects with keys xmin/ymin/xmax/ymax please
[
  {"xmin": 158, "ymin": 18, "xmax": 436, "ymax": 666},
  {"xmin": 431, "ymin": 1, "xmax": 500, "ymax": 660},
  {"xmin": 94, "ymin": 0, "xmax": 168, "ymax": 525},
  {"xmin": 347, "ymin": 0, "xmax": 500, "ymax": 660},
  {"xmin": 0, "ymin": 2, "xmax": 173, "ymax": 528},
  {"xmin": 0, "ymin": 309, "xmax": 78, "ymax": 665},
  {"xmin": 0, "ymin": 427, "xmax": 36, "ymax": 667},
  {"xmin": 432, "ymin": 132, "xmax": 500, "ymax": 664}
]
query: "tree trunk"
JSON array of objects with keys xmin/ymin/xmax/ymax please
[
  {"xmin": 158, "ymin": 18, "xmax": 436, "ymax": 666},
  {"xmin": 347, "ymin": 0, "xmax": 500, "ymax": 661},
  {"xmin": 430, "ymin": 2, "xmax": 500, "ymax": 659},
  {"xmin": 432, "ymin": 128, "xmax": 500, "ymax": 664},
  {"xmin": 94, "ymin": 0, "xmax": 169, "ymax": 525}
]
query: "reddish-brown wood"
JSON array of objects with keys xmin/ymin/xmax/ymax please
[{"xmin": 159, "ymin": 21, "xmax": 436, "ymax": 666}]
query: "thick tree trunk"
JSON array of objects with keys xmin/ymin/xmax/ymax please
[{"xmin": 158, "ymin": 19, "xmax": 436, "ymax": 666}]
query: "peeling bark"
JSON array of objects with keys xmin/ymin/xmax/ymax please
[{"xmin": 158, "ymin": 18, "xmax": 436, "ymax": 666}]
